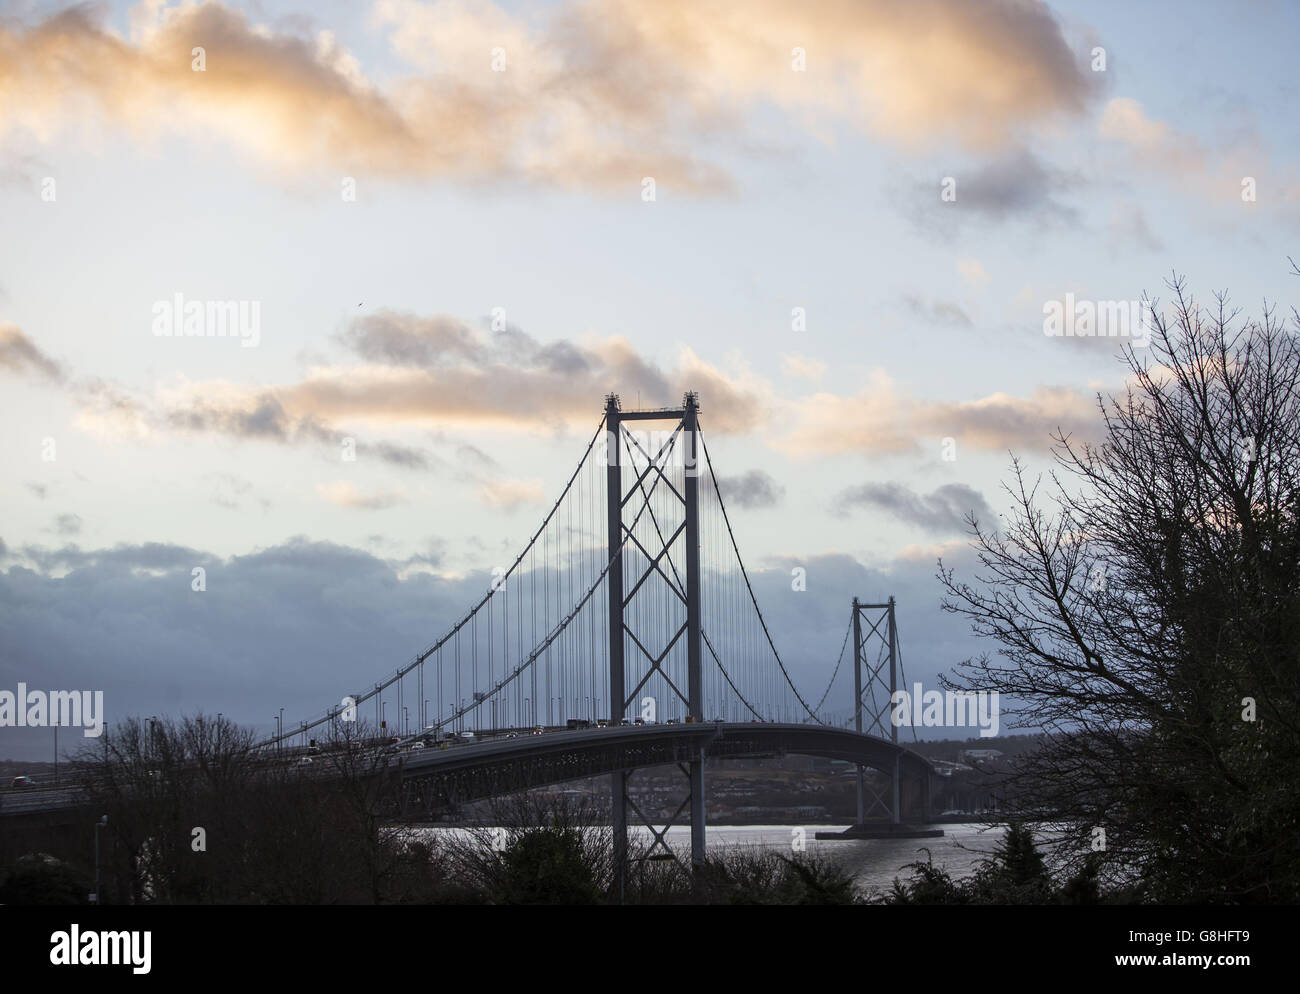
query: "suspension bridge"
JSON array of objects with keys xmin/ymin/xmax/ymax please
[
  {"xmin": 255, "ymin": 393, "xmax": 938, "ymax": 864},
  {"xmin": 4, "ymin": 393, "xmax": 940, "ymax": 875}
]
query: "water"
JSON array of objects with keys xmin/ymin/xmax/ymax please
[
  {"xmin": 417, "ymin": 823, "xmax": 1003, "ymax": 897},
  {"xmin": 635, "ymin": 823, "xmax": 1004, "ymax": 896}
]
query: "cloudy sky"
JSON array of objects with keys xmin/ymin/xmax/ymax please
[{"xmin": 2, "ymin": 0, "xmax": 1297, "ymax": 759}]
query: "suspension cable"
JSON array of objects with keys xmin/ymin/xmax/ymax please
[
  {"xmin": 812, "ymin": 612, "xmax": 853, "ymax": 716},
  {"xmin": 257, "ymin": 413, "xmax": 609, "ymax": 748},
  {"xmin": 698, "ymin": 425, "xmax": 820, "ymax": 722}
]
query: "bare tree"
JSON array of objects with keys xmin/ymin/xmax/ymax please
[
  {"xmin": 78, "ymin": 714, "xmax": 258, "ymax": 903},
  {"xmin": 939, "ymin": 268, "xmax": 1300, "ymax": 902},
  {"xmin": 76, "ymin": 714, "xmax": 436, "ymax": 904}
]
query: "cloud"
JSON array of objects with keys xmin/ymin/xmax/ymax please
[
  {"xmin": 160, "ymin": 389, "xmax": 436, "ymax": 468},
  {"xmin": 317, "ymin": 480, "xmax": 407, "ymax": 510},
  {"xmin": 339, "ymin": 313, "xmax": 488, "ymax": 368},
  {"xmin": 540, "ymin": 0, "xmax": 1095, "ymax": 152},
  {"xmin": 901, "ymin": 293, "xmax": 973, "ymax": 327},
  {"xmin": 1097, "ymin": 97, "xmax": 1300, "ymax": 213},
  {"xmin": 0, "ymin": 534, "xmax": 984, "ymax": 758},
  {"xmin": 1099, "ymin": 98, "xmax": 1203, "ymax": 172},
  {"xmin": 0, "ymin": 0, "xmax": 1097, "ymax": 195},
  {"xmin": 455, "ymin": 443, "xmax": 499, "ymax": 471},
  {"xmin": 0, "ymin": 324, "xmax": 64, "ymax": 380},
  {"xmin": 711, "ymin": 469, "xmax": 785, "ymax": 510},
  {"xmin": 52, "ymin": 513, "xmax": 82, "ymax": 536},
  {"xmin": 477, "ymin": 478, "xmax": 546, "ymax": 510},
  {"xmin": 932, "ymin": 148, "xmax": 1081, "ymax": 226},
  {"xmin": 71, "ymin": 378, "xmax": 153, "ymax": 439},
  {"xmin": 206, "ymin": 473, "xmax": 269, "ymax": 511},
  {"xmin": 780, "ymin": 353, "xmax": 827, "ymax": 382},
  {"xmin": 12, "ymin": 316, "xmax": 768, "ymax": 477},
  {"xmin": 957, "ymin": 260, "xmax": 990, "ymax": 287},
  {"xmin": 777, "ymin": 371, "xmax": 1101, "ymax": 456},
  {"xmin": 64, "ymin": 373, "xmax": 435, "ymax": 468},
  {"xmin": 1107, "ymin": 203, "xmax": 1164, "ymax": 254},
  {"xmin": 832, "ymin": 482, "xmax": 993, "ymax": 533},
  {"xmin": 302, "ymin": 312, "xmax": 768, "ymax": 432},
  {"xmin": 2, "ymin": 539, "xmax": 211, "ymax": 575}
]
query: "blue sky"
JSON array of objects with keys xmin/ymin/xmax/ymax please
[{"xmin": 1, "ymin": 0, "xmax": 1297, "ymax": 757}]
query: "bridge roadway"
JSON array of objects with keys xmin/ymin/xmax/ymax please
[
  {"xmin": 395, "ymin": 721, "xmax": 935, "ymax": 818},
  {"xmin": 0, "ymin": 723, "xmax": 936, "ymax": 820}
]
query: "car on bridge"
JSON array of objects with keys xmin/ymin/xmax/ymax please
[{"xmin": 9, "ymin": 776, "xmax": 36, "ymax": 788}]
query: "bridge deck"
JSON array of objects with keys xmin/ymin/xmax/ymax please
[{"xmin": 395, "ymin": 722, "xmax": 934, "ymax": 813}]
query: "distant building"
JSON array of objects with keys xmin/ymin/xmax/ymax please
[
  {"xmin": 930, "ymin": 759, "xmax": 974, "ymax": 777},
  {"xmin": 958, "ymin": 748, "xmax": 1003, "ymax": 762}
]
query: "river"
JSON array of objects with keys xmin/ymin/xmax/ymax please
[
  {"xmin": 633, "ymin": 823, "xmax": 1004, "ymax": 896},
  {"xmin": 416, "ymin": 822, "xmax": 1003, "ymax": 897}
]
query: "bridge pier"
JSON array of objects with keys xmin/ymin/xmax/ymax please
[{"xmin": 819, "ymin": 764, "xmax": 942, "ymax": 840}]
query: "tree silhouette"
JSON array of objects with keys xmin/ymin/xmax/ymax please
[{"xmin": 939, "ymin": 266, "xmax": 1300, "ymax": 902}]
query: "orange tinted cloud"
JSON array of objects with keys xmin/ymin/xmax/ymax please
[
  {"xmin": 52, "ymin": 313, "xmax": 768, "ymax": 444},
  {"xmin": 0, "ymin": 0, "xmax": 1097, "ymax": 191},
  {"xmin": 777, "ymin": 373, "xmax": 1100, "ymax": 455},
  {"xmin": 0, "ymin": 324, "xmax": 64, "ymax": 380}
]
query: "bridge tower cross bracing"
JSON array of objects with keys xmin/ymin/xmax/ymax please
[
  {"xmin": 852, "ymin": 596, "xmax": 901, "ymax": 825},
  {"xmin": 605, "ymin": 391, "xmax": 707, "ymax": 890}
]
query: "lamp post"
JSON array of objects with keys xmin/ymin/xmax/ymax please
[
  {"xmin": 403, "ymin": 706, "xmax": 409, "ymax": 736},
  {"xmin": 92, "ymin": 814, "xmax": 108, "ymax": 904}
]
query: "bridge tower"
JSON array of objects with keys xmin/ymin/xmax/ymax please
[
  {"xmin": 852, "ymin": 597, "xmax": 901, "ymax": 824},
  {"xmin": 605, "ymin": 391, "xmax": 706, "ymax": 889}
]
